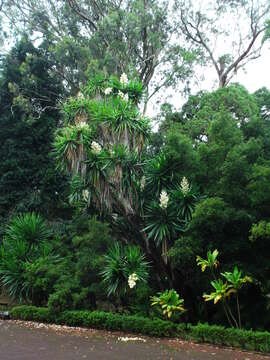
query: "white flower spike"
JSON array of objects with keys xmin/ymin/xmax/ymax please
[
  {"xmin": 77, "ymin": 91, "xmax": 84, "ymax": 99},
  {"xmin": 104, "ymin": 87, "xmax": 112, "ymax": 95},
  {"xmin": 140, "ymin": 176, "xmax": 146, "ymax": 191},
  {"xmin": 181, "ymin": 176, "xmax": 190, "ymax": 196},
  {"xmin": 82, "ymin": 189, "xmax": 89, "ymax": 201},
  {"xmin": 120, "ymin": 73, "xmax": 128, "ymax": 85},
  {"xmin": 159, "ymin": 190, "xmax": 169, "ymax": 210},
  {"xmin": 128, "ymin": 273, "xmax": 138, "ymax": 288},
  {"xmin": 76, "ymin": 121, "xmax": 89, "ymax": 130},
  {"xmin": 91, "ymin": 141, "xmax": 102, "ymax": 155},
  {"xmin": 118, "ymin": 90, "xmax": 128, "ymax": 101}
]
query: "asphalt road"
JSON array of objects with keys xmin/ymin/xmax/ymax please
[{"xmin": 0, "ymin": 320, "xmax": 269, "ymax": 360}]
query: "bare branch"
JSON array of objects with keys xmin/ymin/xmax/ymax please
[
  {"xmin": 178, "ymin": 0, "xmax": 270, "ymax": 88},
  {"xmin": 66, "ymin": 0, "xmax": 98, "ymax": 31}
]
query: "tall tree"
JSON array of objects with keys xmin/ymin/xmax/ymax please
[
  {"xmin": 0, "ymin": 37, "xmax": 68, "ymax": 227},
  {"xmin": 54, "ymin": 74, "xmax": 202, "ymax": 299},
  {"xmin": 175, "ymin": 0, "xmax": 270, "ymax": 88},
  {"xmin": 2, "ymin": 0, "xmax": 193, "ymax": 109},
  {"xmin": 159, "ymin": 84, "xmax": 270, "ymax": 327}
]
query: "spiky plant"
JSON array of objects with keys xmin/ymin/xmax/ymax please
[
  {"xmin": 144, "ymin": 201, "xmax": 183, "ymax": 264},
  {"xmin": 53, "ymin": 74, "xmax": 194, "ymax": 287},
  {"xmin": 0, "ymin": 213, "xmax": 58, "ymax": 303},
  {"xmin": 4, "ymin": 212, "xmax": 51, "ymax": 245},
  {"xmin": 100, "ymin": 243, "xmax": 149, "ymax": 297},
  {"xmin": 54, "ymin": 74, "xmax": 148, "ymax": 216},
  {"xmin": 171, "ymin": 180, "xmax": 199, "ymax": 223}
]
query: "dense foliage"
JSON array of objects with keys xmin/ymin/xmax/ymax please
[
  {"xmin": 1, "ymin": 0, "xmax": 270, "ymax": 342},
  {"xmin": 0, "ymin": 37, "xmax": 69, "ymax": 231},
  {"xmin": 158, "ymin": 84, "xmax": 270, "ymax": 328}
]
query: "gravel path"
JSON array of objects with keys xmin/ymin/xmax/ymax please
[{"xmin": 0, "ymin": 320, "xmax": 269, "ymax": 360}]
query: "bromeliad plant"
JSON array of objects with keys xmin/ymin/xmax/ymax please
[
  {"xmin": 150, "ymin": 289, "xmax": 185, "ymax": 319},
  {"xmin": 197, "ymin": 249, "xmax": 252, "ymax": 328}
]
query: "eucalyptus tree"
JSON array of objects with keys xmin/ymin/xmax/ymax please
[
  {"xmin": 175, "ymin": 0, "xmax": 270, "ymax": 88},
  {"xmin": 54, "ymin": 74, "xmax": 198, "ymax": 288},
  {"xmin": 2, "ymin": 0, "xmax": 193, "ymax": 109}
]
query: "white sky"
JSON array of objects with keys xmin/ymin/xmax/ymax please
[
  {"xmin": 147, "ymin": 43, "xmax": 270, "ymax": 118},
  {"xmin": 147, "ymin": 0, "xmax": 270, "ymax": 117},
  {"xmin": 2, "ymin": 0, "xmax": 270, "ymax": 118}
]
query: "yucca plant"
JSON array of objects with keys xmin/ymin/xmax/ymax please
[
  {"xmin": 4, "ymin": 212, "xmax": 51, "ymax": 245},
  {"xmin": 171, "ymin": 178, "xmax": 199, "ymax": 223},
  {"xmin": 144, "ymin": 201, "xmax": 183, "ymax": 264},
  {"xmin": 100, "ymin": 243, "xmax": 149, "ymax": 298},
  {"xmin": 54, "ymin": 74, "xmax": 149, "ymax": 218},
  {"xmin": 150, "ymin": 289, "xmax": 185, "ymax": 319},
  {"xmin": 0, "ymin": 213, "xmax": 58, "ymax": 303},
  {"xmin": 53, "ymin": 73, "xmax": 188, "ymax": 289},
  {"xmin": 145, "ymin": 152, "xmax": 177, "ymax": 198}
]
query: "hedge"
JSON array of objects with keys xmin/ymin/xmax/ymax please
[
  {"xmin": 10, "ymin": 305, "xmax": 270, "ymax": 353},
  {"xmin": 189, "ymin": 323, "xmax": 270, "ymax": 353}
]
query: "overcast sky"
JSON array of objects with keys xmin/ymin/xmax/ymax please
[
  {"xmin": 2, "ymin": 0, "xmax": 270, "ymax": 119},
  {"xmin": 147, "ymin": 43, "xmax": 270, "ymax": 118},
  {"xmin": 147, "ymin": 0, "xmax": 270, "ymax": 117}
]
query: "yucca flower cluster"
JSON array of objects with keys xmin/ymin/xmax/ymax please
[
  {"xmin": 181, "ymin": 176, "xmax": 190, "ymax": 196},
  {"xmin": 128, "ymin": 273, "xmax": 138, "ymax": 288},
  {"xmin": 159, "ymin": 190, "xmax": 169, "ymax": 209},
  {"xmin": 118, "ymin": 90, "xmax": 129, "ymax": 101},
  {"xmin": 91, "ymin": 141, "xmax": 102, "ymax": 155},
  {"xmin": 76, "ymin": 121, "xmax": 89, "ymax": 130},
  {"xmin": 82, "ymin": 189, "xmax": 89, "ymax": 201},
  {"xmin": 104, "ymin": 87, "xmax": 112, "ymax": 95},
  {"xmin": 120, "ymin": 72, "xmax": 128, "ymax": 85},
  {"xmin": 140, "ymin": 176, "xmax": 146, "ymax": 191},
  {"xmin": 77, "ymin": 91, "xmax": 84, "ymax": 99}
]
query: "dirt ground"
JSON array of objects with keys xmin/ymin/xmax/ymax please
[{"xmin": 0, "ymin": 320, "xmax": 269, "ymax": 360}]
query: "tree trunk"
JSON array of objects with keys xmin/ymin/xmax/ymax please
[{"xmin": 218, "ymin": 74, "xmax": 227, "ymax": 88}]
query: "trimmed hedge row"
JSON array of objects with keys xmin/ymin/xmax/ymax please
[
  {"xmin": 10, "ymin": 306, "xmax": 178, "ymax": 337},
  {"xmin": 10, "ymin": 306, "xmax": 270, "ymax": 353},
  {"xmin": 189, "ymin": 323, "xmax": 270, "ymax": 353}
]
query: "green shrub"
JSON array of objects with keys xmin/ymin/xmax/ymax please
[
  {"xmin": 10, "ymin": 305, "xmax": 53, "ymax": 323},
  {"xmin": 48, "ymin": 287, "xmax": 74, "ymax": 314},
  {"xmin": 0, "ymin": 213, "xmax": 62, "ymax": 305},
  {"xmin": 9, "ymin": 305, "xmax": 270, "ymax": 353},
  {"xmin": 189, "ymin": 323, "xmax": 270, "ymax": 352}
]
